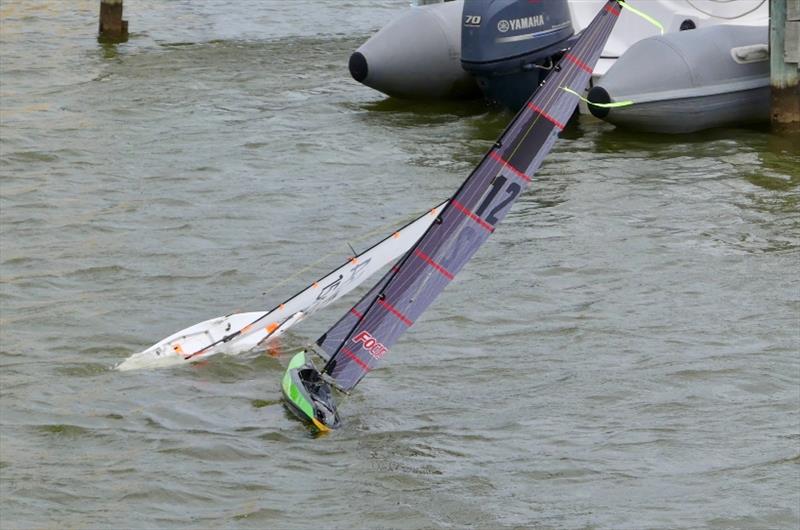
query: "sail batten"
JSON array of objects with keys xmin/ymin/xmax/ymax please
[{"xmin": 319, "ymin": 1, "xmax": 622, "ymax": 391}]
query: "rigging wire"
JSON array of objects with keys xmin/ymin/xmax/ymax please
[
  {"xmin": 321, "ymin": 1, "xmax": 623, "ymax": 389},
  {"xmin": 184, "ymin": 203, "xmax": 444, "ymax": 360},
  {"xmin": 258, "ymin": 206, "xmax": 437, "ymax": 300}
]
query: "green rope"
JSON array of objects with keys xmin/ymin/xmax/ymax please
[
  {"xmin": 618, "ymin": 0, "xmax": 665, "ymax": 35},
  {"xmin": 561, "ymin": 86, "xmax": 634, "ymax": 108}
]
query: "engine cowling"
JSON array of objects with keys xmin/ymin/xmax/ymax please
[{"xmin": 461, "ymin": 0, "xmax": 576, "ymax": 109}]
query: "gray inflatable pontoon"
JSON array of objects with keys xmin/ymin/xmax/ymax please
[
  {"xmin": 587, "ymin": 25, "xmax": 770, "ymax": 133},
  {"xmin": 349, "ymin": 0, "xmax": 480, "ymax": 100}
]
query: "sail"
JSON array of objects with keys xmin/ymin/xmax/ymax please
[
  {"xmin": 117, "ymin": 201, "xmax": 446, "ymax": 370},
  {"xmin": 217, "ymin": 200, "xmax": 447, "ymax": 355},
  {"xmin": 315, "ymin": 265, "xmax": 395, "ymax": 361},
  {"xmin": 320, "ymin": 0, "xmax": 623, "ymax": 391}
]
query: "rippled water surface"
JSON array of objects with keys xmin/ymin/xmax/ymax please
[{"xmin": 1, "ymin": 2, "xmax": 799, "ymax": 529}]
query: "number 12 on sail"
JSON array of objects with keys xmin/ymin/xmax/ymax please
[{"xmin": 281, "ymin": 0, "xmax": 625, "ymax": 431}]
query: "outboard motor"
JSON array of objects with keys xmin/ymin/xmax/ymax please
[{"xmin": 461, "ymin": 0, "xmax": 577, "ymax": 110}]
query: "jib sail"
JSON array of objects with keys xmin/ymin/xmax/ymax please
[
  {"xmin": 319, "ymin": 1, "xmax": 623, "ymax": 391},
  {"xmin": 189, "ymin": 200, "xmax": 447, "ymax": 359},
  {"xmin": 119, "ymin": 200, "xmax": 447, "ymax": 371}
]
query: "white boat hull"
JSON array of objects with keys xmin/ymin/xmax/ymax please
[{"xmin": 117, "ymin": 312, "xmax": 268, "ymax": 371}]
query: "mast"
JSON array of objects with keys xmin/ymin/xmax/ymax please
[{"xmin": 319, "ymin": 1, "xmax": 624, "ymax": 391}]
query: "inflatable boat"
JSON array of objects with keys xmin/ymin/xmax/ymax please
[
  {"xmin": 586, "ymin": 25, "xmax": 770, "ymax": 133},
  {"xmin": 349, "ymin": 0, "xmax": 768, "ymax": 119}
]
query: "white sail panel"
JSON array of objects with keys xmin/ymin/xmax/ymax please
[{"xmin": 117, "ymin": 201, "xmax": 447, "ymax": 370}]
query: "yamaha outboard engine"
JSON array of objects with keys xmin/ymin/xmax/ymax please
[{"xmin": 461, "ymin": 0, "xmax": 577, "ymax": 110}]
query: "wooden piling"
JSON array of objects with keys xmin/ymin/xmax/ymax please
[
  {"xmin": 770, "ymin": 0, "xmax": 800, "ymax": 130},
  {"xmin": 99, "ymin": 0, "xmax": 128, "ymax": 42}
]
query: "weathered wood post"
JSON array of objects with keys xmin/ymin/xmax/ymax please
[
  {"xmin": 770, "ymin": 0, "xmax": 800, "ymax": 130},
  {"xmin": 99, "ymin": 0, "xmax": 128, "ymax": 42}
]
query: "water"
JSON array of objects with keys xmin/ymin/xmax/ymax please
[{"xmin": 1, "ymin": 2, "xmax": 799, "ymax": 528}]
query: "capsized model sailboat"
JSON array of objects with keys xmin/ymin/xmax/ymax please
[
  {"xmin": 117, "ymin": 201, "xmax": 447, "ymax": 371},
  {"xmin": 282, "ymin": 0, "xmax": 624, "ymax": 431}
]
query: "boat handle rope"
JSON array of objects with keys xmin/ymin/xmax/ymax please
[
  {"xmin": 618, "ymin": 0, "xmax": 664, "ymax": 35},
  {"xmin": 685, "ymin": 0, "xmax": 767, "ymax": 21},
  {"xmin": 558, "ymin": 0, "xmax": 663, "ymax": 108},
  {"xmin": 560, "ymin": 86, "xmax": 634, "ymax": 108}
]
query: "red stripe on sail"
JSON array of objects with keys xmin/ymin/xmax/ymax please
[
  {"xmin": 451, "ymin": 199, "xmax": 495, "ymax": 233},
  {"xmin": 414, "ymin": 248, "xmax": 454, "ymax": 280},
  {"xmin": 377, "ymin": 298, "xmax": 413, "ymax": 326},
  {"xmin": 564, "ymin": 53, "xmax": 592, "ymax": 74},
  {"xmin": 350, "ymin": 308, "xmax": 363, "ymax": 319},
  {"xmin": 489, "ymin": 151, "xmax": 532, "ymax": 183},
  {"xmin": 526, "ymin": 103, "xmax": 566, "ymax": 130},
  {"xmin": 605, "ymin": 3, "xmax": 620, "ymax": 16},
  {"xmin": 341, "ymin": 346, "xmax": 369, "ymax": 371}
]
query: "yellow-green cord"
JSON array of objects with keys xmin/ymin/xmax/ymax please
[
  {"xmin": 618, "ymin": 0, "xmax": 665, "ymax": 35},
  {"xmin": 561, "ymin": 86, "xmax": 634, "ymax": 108}
]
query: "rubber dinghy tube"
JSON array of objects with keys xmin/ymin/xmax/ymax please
[
  {"xmin": 587, "ymin": 85, "xmax": 612, "ymax": 118},
  {"xmin": 349, "ymin": 51, "xmax": 368, "ymax": 83},
  {"xmin": 281, "ymin": 351, "xmax": 341, "ymax": 431}
]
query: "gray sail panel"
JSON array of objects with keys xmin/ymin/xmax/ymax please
[
  {"xmin": 316, "ymin": 264, "xmax": 396, "ymax": 362},
  {"xmin": 322, "ymin": 1, "xmax": 623, "ymax": 391},
  {"xmin": 315, "ymin": 201, "xmax": 447, "ymax": 362}
]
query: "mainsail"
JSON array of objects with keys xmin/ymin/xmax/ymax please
[
  {"xmin": 117, "ymin": 201, "xmax": 447, "ymax": 370},
  {"xmin": 318, "ymin": 1, "xmax": 623, "ymax": 391}
]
